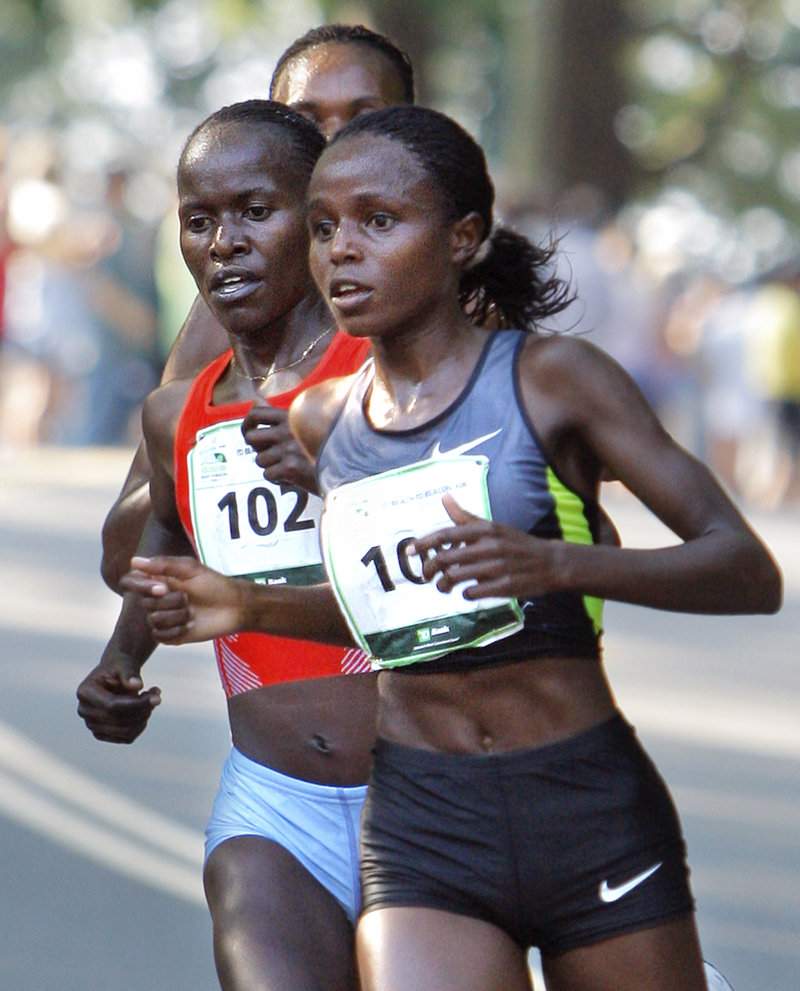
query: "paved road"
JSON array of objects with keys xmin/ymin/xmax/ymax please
[
  {"xmin": 1, "ymin": 447, "xmax": 797, "ymax": 991},
  {"xmin": 0, "ymin": 447, "xmax": 228, "ymax": 991}
]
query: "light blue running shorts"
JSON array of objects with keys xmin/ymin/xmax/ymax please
[{"xmin": 205, "ymin": 747, "xmax": 367, "ymax": 923}]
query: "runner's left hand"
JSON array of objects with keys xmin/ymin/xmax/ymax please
[
  {"xmin": 412, "ymin": 493, "xmax": 560, "ymax": 600},
  {"xmin": 242, "ymin": 398, "xmax": 319, "ymax": 493}
]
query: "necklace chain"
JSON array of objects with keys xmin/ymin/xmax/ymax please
[{"xmin": 232, "ymin": 327, "xmax": 333, "ymax": 382}]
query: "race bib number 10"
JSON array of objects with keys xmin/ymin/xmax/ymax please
[
  {"xmin": 188, "ymin": 419, "xmax": 326, "ymax": 586},
  {"xmin": 321, "ymin": 456, "xmax": 523, "ymax": 667}
]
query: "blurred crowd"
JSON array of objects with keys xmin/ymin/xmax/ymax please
[
  {"xmin": 515, "ymin": 194, "xmax": 800, "ymax": 511},
  {"xmin": 1, "ymin": 128, "xmax": 799, "ymax": 510},
  {"xmin": 0, "ymin": 126, "xmax": 195, "ymax": 450}
]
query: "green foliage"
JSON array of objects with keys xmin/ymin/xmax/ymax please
[
  {"xmin": 620, "ymin": 1, "xmax": 800, "ymax": 234},
  {"xmin": 0, "ymin": 0, "xmax": 50, "ymax": 90},
  {"xmin": 2, "ymin": 0, "xmax": 797, "ymax": 277}
]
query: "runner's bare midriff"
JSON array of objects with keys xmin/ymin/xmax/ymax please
[
  {"xmin": 228, "ymin": 672, "xmax": 378, "ymax": 784},
  {"xmin": 377, "ymin": 655, "xmax": 617, "ymax": 755}
]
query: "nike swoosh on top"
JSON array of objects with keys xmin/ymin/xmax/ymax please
[
  {"xmin": 430, "ymin": 429, "xmax": 502, "ymax": 459},
  {"xmin": 599, "ymin": 861, "xmax": 663, "ymax": 903}
]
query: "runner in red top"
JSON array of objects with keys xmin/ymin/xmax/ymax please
[{"xmin": 173, "ymin": 338, "xmax": 370, "ymax": 696}]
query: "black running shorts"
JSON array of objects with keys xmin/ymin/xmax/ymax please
[{"xmin": 360, "ymin": 714, "xmax": 694, "ymax": 956}]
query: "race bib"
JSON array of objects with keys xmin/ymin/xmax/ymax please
[
  {"xmin": 321, "ymin": 456, "xmax": 523, "ymax": 668},
  {"xmin": 188, "ymin": 419, "xmax": 325, "ymax": 586}
]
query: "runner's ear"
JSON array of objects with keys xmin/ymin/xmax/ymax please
[{"xmin": 449, "ymin": 211, "xmax": 484, "ymax": 267}]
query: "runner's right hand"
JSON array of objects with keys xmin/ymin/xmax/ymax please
[{"xmin": 77, "ymin": 658, "xmax": 161, "ymax": 744}]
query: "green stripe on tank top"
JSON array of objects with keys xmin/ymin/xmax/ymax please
[{"xmin": 546, "ymin": 466, "xmax": 604, "ymax": 634}]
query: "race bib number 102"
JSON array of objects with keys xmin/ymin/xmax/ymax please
[
  {"xmin": 321, "ymin": 456, "xmax": 523, "ymax": 668},
  {"xmin": 188, "ymin": 419, "xmax": 326, "ymax": 586}
]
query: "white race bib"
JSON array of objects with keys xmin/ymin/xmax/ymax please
[
  {"xmin": 188, "ymin": 419, "xmax": 325, "ymax": 586},
  {"xmin": 321, "ymin": 456, "xmax": 523, "ymax": 667}
]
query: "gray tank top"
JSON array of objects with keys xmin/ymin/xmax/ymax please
[{"xmin": 317, "ymin": 330, "xmax": 602, "ymax": 670}]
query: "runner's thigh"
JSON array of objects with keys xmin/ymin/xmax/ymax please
[
  {"xmin": 357, "ymin": 906, "xmax": 532, "ymax": 991},
  {"xmin": 542, "ymin": 915, "xmax": 706, "ymax": 991},
  {"xmin": 205, "ymin": 836, "xmax": 357, "ymax": 991}
]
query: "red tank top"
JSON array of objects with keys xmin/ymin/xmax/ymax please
[{"xmin": 174, "ymin": 331, "xmax": 371, "ymax": 697}]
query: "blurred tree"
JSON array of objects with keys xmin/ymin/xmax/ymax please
[
  {"xmin": 0, "ymin": 0, "xmax": 50, "ymax": 92},
  {"xmin": 2, "ymin": 0, "xmax": 797, "ymax": 278},
  {"xmin": 497, "ymin": 0, "xmax": 634, "ymax": 214},
  {"xmin": 617, "ymin": 0, "xmax": 800, "ymax": 276}
]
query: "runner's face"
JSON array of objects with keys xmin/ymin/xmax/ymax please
[
  {"xmin": 306, "ymin": 135, "xmax": 462, "ymax": 341},
  {"xmin": 178, "ymin": 123, "xmax": 311, "ymax": 340},
  {"xmin": 272, "ymin": 43, "xmax": 407, "ymax": 140}
]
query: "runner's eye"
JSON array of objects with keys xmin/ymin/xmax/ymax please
[
  {"xmin": 245, "ymin": 205, "xmax": 273, "ymax": 221},
  {"xmin": 310, "ymin": 218, "xmax": 336, "ymax": 240},
  {"xmin": 368, "ymin": 213, "xmax": 395, "ymax": 231},
  {"xmin": 184, "ymin": 215, "xmax": 211, "ymax": 233}
]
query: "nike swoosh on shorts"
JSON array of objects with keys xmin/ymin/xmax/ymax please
[
  {"xmin": 430, "ymin": 429, "xmax": 502, "ymax": 458},
  {"xmin": 703, "ymin": 961, "xmax": 735, "ymax": 990},
  {"xmin": 598, "ymin": 861, "xmax": 663, "ymax": 903}
]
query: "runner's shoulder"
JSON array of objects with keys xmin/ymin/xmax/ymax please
[{"xmin": 290, "ymin": 373, "xmax": 359, "ymax": 460}]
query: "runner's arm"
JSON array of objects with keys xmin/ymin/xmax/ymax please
[
  {"xmin": 122, "ymin": 555, "xmax": 352, "ymax": 646},
  {"xmin": 100, "ymin": 295, "xmax": 228, "ymax": 592},
  {"xmin": 78, "ymin": 516, "xmax": 193, "ymax": 742}
]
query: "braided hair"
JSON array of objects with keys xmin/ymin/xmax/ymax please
[
  {"xmin": 328, "ymin": 106, "xmax": 572, "ymax": 330},
  {"xmin": 270, "ymin": 24, "xmax": 415, "ymax": 104},
  {"xmin": 179, "ymin": 100, "xmax": 326, "ymax": 184}
]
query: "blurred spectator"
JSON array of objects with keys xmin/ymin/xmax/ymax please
[
  {"xmin": 0, "ymin": 163, "xmax": 162, "ymax": 449},
  {"xmin": 1, "ymin": 204, "xmax": 108, "ymax": 447},
  {"xmin": 742, "ymin": 263, "xmax": 800, "ymax": 507},
  {"xmin": 0, "ymin": 162, "xmax": 27, "ymax": 450},
  {"xmin": 0, "ymin": 192, "xmax": 11, "ymax": 347},
  {"xmin": 1, "ymin": 170, "xmax": 69, "ymax": 448},
  {"xmin": 78, "ymin": 169, "xmax": 161, "ymax": 445},
  {"xmin": 153, "ymin": 196, "xmax": 200, "ymax": 362},
  {"xmin": 665, "ymin": 275, "xmax": 768, "ymax": 502},
  {"xmin": 513, "ymin": 191, "xmax": 687, "ymax": 439}
]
